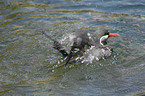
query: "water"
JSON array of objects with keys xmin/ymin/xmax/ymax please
[{"xmin": 0, "ymin": 0, "xmax": 145, "ymax": 96}]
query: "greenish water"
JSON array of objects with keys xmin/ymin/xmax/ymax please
[{"xmin": 0, "ymin": 0, "xmax": 145, "ymax": 96}]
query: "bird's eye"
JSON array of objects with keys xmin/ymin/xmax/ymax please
[{"xmin": 103, "ymin": 30, "xmax": 109, "ymax": 35}]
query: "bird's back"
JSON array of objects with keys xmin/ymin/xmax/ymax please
[{"xmin": 72, "ymin": 31, "xmax": 91, "ymax": 51}]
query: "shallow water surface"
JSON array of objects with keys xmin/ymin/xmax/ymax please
[{"xmin": 0, "ymin": 0, "xmax": 145, "ymax": 96}]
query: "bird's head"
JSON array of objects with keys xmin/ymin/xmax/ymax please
[{"xmin": 100, "ymin": 30, "xmax": 120, "ymax": 46}]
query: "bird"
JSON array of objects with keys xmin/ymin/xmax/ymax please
[{"xmin": 42, "ymin": 30, "xmax": 120, "ymax": 66}]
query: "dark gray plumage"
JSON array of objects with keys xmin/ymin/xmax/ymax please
[{"xmin": 42, "ymin": 30, "xmax": 119, "ymax": 66}]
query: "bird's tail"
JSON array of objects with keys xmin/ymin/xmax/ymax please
[
  {"xmin": 42, "ymin": 31, "xmax": 56, "ymax": 42},
  {"xmin": 42, "ymin": 31, "xmax": 68, "ymax": 57}
]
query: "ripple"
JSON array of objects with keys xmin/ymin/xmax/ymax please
[
  {"xmin": 0, "ymin": 2, "xmax": 73, "ymax": 10},
  {"xmin": 0, "ymin": 0, "xmax": 145, "ymax": 95}
]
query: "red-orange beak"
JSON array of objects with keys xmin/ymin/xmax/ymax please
[{"xmin": 109, "ymin": 33, "xmax": 120, "ymax": 37}]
